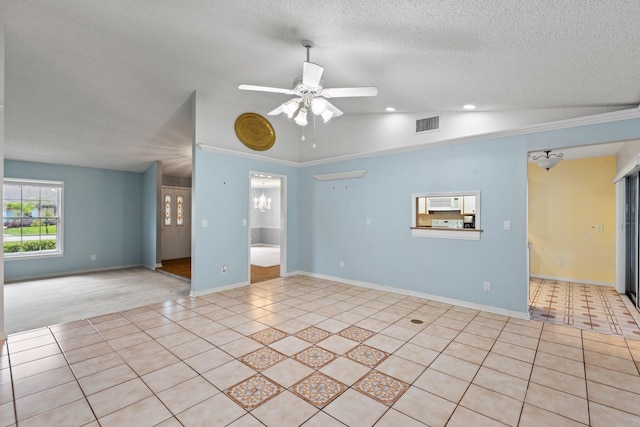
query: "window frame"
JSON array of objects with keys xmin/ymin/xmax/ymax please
[
  {"xmin": 3, "ymin": 178, "xmax": 65, "ymax": 260},
  {"xmin": 411, "ymin": 191, "xmax": 482, "ymax": 240}
]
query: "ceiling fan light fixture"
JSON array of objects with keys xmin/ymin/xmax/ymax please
[
  {"xmin": 311, "ymin": 97, "xmax": 327, "ymax": 115},
  {"xmin": 294, "ymin": 108, "xmax": 308, "ymax": 126},
  {"xmin": 320, "ymin": 109, "xmax": 334, "ymax": 123},
  {"xmin": 283, "ymin": 99, "xmax": 300, "ymax": 118}
]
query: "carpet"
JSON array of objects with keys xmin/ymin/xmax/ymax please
[
  {"xmin": 251, "ymin": 245, "xmax": 280, "ymax": 267},
  {"xmin": 4, "ymin": 267, "xmax": 190, "ymax": 334}
]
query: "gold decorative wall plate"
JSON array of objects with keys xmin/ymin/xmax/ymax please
[{"xmin": 234, "ymin": 113, "xmax": 276, "ymax": 151}]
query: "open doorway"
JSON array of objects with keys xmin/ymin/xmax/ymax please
[
  {"xmin": 158, "ymin": 185, "xmax": 191, "ymax": 280},
  {"xmin": 249, "ymin": 173, "xmax": 285, "ymax": 283},
  {"xmin": 526, "ymin": 142, "xmax": 640, "ymax": 336}
]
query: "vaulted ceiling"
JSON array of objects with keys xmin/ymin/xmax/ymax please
[{"xmin": 2, "ymin": 1, "xmax": 639, "ymax": 177}]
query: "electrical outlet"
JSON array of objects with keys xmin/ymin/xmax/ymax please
[
  {"xmin": 202, "ymin": 219, "xmax": 208, "ymax": 228},
  {"xmin": 221, "ymin": 265, "xmax": 227, "ymax": 274},
  {"xmin": 91, "ymin": 254, "xmax": 96, "ymax": 261},
  {"xmin": 503, "ymin": 220, "xmax": 511, "ymax": 231},
  {"xmin": 339, "ymin": 261, "xmax": 345, "ymax": 268},
  {"xmin": 483, "ymin": 281, "xmax": 491, "ymax": 291},
  {"xmin": 558, "ymin": 260, "xmax": 565, "ymax": 268}
]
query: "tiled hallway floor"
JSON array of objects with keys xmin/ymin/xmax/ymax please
[
  {"xmin": 529, "ymin": 278, "xmax": 640, "ymax": 339},
  {"xmin": 2, "ymin": 276, "xmax": 640, "ymax": 426}
]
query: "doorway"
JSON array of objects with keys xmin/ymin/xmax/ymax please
[
  {"xmin": 249, "ymin": 173, "xmax": 285, "ymax": 283},
  {"xmin": 159, "ymin": 185, "xmax": 191, "ymax": 279}
]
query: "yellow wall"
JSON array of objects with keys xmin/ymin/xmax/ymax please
[{"xmin": 528, "ymin": 156, "xmax": 616, "ymax": 284}]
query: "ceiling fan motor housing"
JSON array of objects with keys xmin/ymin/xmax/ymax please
[{"xmin": 293, "ymin": 76, "xmax": 323, "ymax": 96}]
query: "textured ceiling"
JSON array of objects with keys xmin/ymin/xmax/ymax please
[{"xmin": 2, "ymin": 1, "xmax": 639, "ymax": 177}]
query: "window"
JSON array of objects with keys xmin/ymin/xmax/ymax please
[
  {"xmin": 3, "ymin": 179, "xmax": 64, "ymax": 258},
  {"xmin": 164, "ymin": 195, "xmax": 172, "ymax": 226},
  {"xmin": 411, "ymin": 191, "xmax": 481, "ymax": 240},
  {"xmin": 177, "ymin": 196, "xmax": 184, "ymax": 226}
]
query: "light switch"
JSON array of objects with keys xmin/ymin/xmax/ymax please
[
  {"xmin": 242, "ymin": 219, "xmax": 247, "ymax": 227},
  {"xmin": 202, "ymin": 219, "xmax": 208, "ymax": 228},
  {"xmin": 366, "ymin": 218, "xmax": 371, "ymax": 226},
  {"xmin": 503, "ymin": 220, "xmax": 511, "ymax": 231}
]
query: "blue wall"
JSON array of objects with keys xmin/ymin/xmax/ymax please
[
  {"xmin": 4, "ymin": 160, "xmax": 144, "ymax": 280},
  {"xmin": 299, "ymin": 136, "xmax": 528, "ymax": 313},
  {"xmin": 192, "ymin": 150, "xmax": 298, "ymax": 293}
]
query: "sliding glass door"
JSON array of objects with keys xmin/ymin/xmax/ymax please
[{"xmin": 625, "ymin": 173, "xmax": 638, "ymax": 307}]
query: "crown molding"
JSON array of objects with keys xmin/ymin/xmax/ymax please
[{"xmin": 199, "ymin": 108, "xmax": 640, "ymax": 168}]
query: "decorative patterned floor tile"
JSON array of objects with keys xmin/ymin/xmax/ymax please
[
  {"xmin": 354, "ymin": 370, "xmax": 408, "ymax": 405},
  {"xmin": 529, "ymin": 279, "xmax": 640, "ymax": 338},
  {"xmin": 293, "ymin": 346, "xmax": 337, "ymax": 369},
  {"xmin": 240, "ymin": 347, "xmax": 286, "ymax": 370},
  {"xmin": 338, "ymin": 326, "xmax": 375, "ymax": 342},
  {"xmin": 295, "ymin": 326, "xmax": 331, "ymax": 344},
  {"xmin": 249, "ymin": 328, "xmax": 287, "ymax": 345},
  {"xmin": 224, "ymin": 373, "xmax": 284, "ymax": 410},
  {"xmin": 345, "ymin": 344, "xmax": 389, "ymax": 367},
  {"xmin": 292, "ymin": 372, "xmax": 345, "ymax": 408}
]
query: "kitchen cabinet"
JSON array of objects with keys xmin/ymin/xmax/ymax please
[{"xmin": 462, "ymin": 196, "xmax": 476, "ymax": 214}]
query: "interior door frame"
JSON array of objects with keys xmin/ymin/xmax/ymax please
[{"xmin": 248, "ymin": 171, "xmax": 287, "ymax": 280}]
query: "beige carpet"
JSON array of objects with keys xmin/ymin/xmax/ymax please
[
  {"xmin": 4, "ymin": 267, "xmax": 190, "ymax": 334},
  {"xmin": 250, "ymin": 245, "xmax": 280, "ymax": 267}
]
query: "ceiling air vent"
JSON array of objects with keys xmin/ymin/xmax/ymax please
[{"xmin": 416, "ymin": 116, "xmax": 439, "ymax": 133}]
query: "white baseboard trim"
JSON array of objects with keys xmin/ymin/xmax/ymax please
[
  {"xmin": 531, "ymin": 275, "xmax": 615, "ymax": 287},
  {"xmin": 296, "ymin": 271, "xmax": 530, "ymax": 320},
  {"xmin": 155, "ymin": 263, "xmax": 163, "ymax": 268},
  {"xmin": 189, "ymin": 281, "xmax": 249, "ymax": 297},
  {"xmin": 4, "ymin": 264, "xmax": 145, "ymax": 283}
]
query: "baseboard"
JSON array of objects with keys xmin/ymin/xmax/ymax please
[
  {"xmin": 296, "ymin": 271, "xmax": 530, "ymax": 320},
  {"xmin": 531, "ymin": 275, "xmax": 615, "ymax": 287},
  {"xmin": 4, "ymin": 264, "xmax": 145, "ymax": 283},
  {"xmin": 189, "ymin": 281, "xmax": 249, "ymax": 297}
]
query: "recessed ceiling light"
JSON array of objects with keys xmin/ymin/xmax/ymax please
[
  {"xmin": 385, "ymin": 107, "xmax": 396, "ymax": 112},
  {"xmin": 463, "ymin": 104, "xmax": 476, "ymax": 110}
]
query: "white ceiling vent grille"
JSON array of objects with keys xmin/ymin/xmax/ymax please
[{"xmin": 416, "ymin": 116, "xmax": 439, "ymax": 133}]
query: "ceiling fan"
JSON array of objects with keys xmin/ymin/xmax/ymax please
[{"xmin": 238, "ymin": 40, "xmax": 378, "ymax": 127}]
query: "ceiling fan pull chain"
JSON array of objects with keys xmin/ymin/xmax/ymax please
[{"xmin": 312, "ymin": 114, "xmax": 317, "ymax": 148}]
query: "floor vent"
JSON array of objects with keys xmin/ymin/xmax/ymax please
[{"xmin": 416, "ymin": 116, "xmax": 439, "ymax": 133}]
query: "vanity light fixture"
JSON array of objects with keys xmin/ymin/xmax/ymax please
[{"xmin": 533, "ymin": 150, "xmax": 564, "ymax": 170}]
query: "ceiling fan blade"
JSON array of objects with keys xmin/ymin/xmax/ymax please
[
  {"xmin": 238, "ymin": 84, "xmax": 294, "ymax": 94},
  {"xmin": 325, "ymin": 100, "xmax": 343, "ymax": 117},
  {"xmin": 302, "ymin": 62, "xmax": 324, "ymax": 88},
  {"xmin": 322, "ymin": 86, "xmax": 378, "ymax": 98},
  {"xmin": 267, "ymin": 105, "xmax": 283, "ymax": 116}
]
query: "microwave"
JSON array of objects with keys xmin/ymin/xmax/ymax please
[{"xmin": 427, "ymin": 196, "xmax": 461, "ymax": 211}]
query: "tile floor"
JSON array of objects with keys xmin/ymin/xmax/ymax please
[
  {"xmin": 2, "ymin": 275, "xmax": 640, "ymax": 426},
  {"xmin": 529, "ymin": 278, "xmax": 640, "ymax": 339}
]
